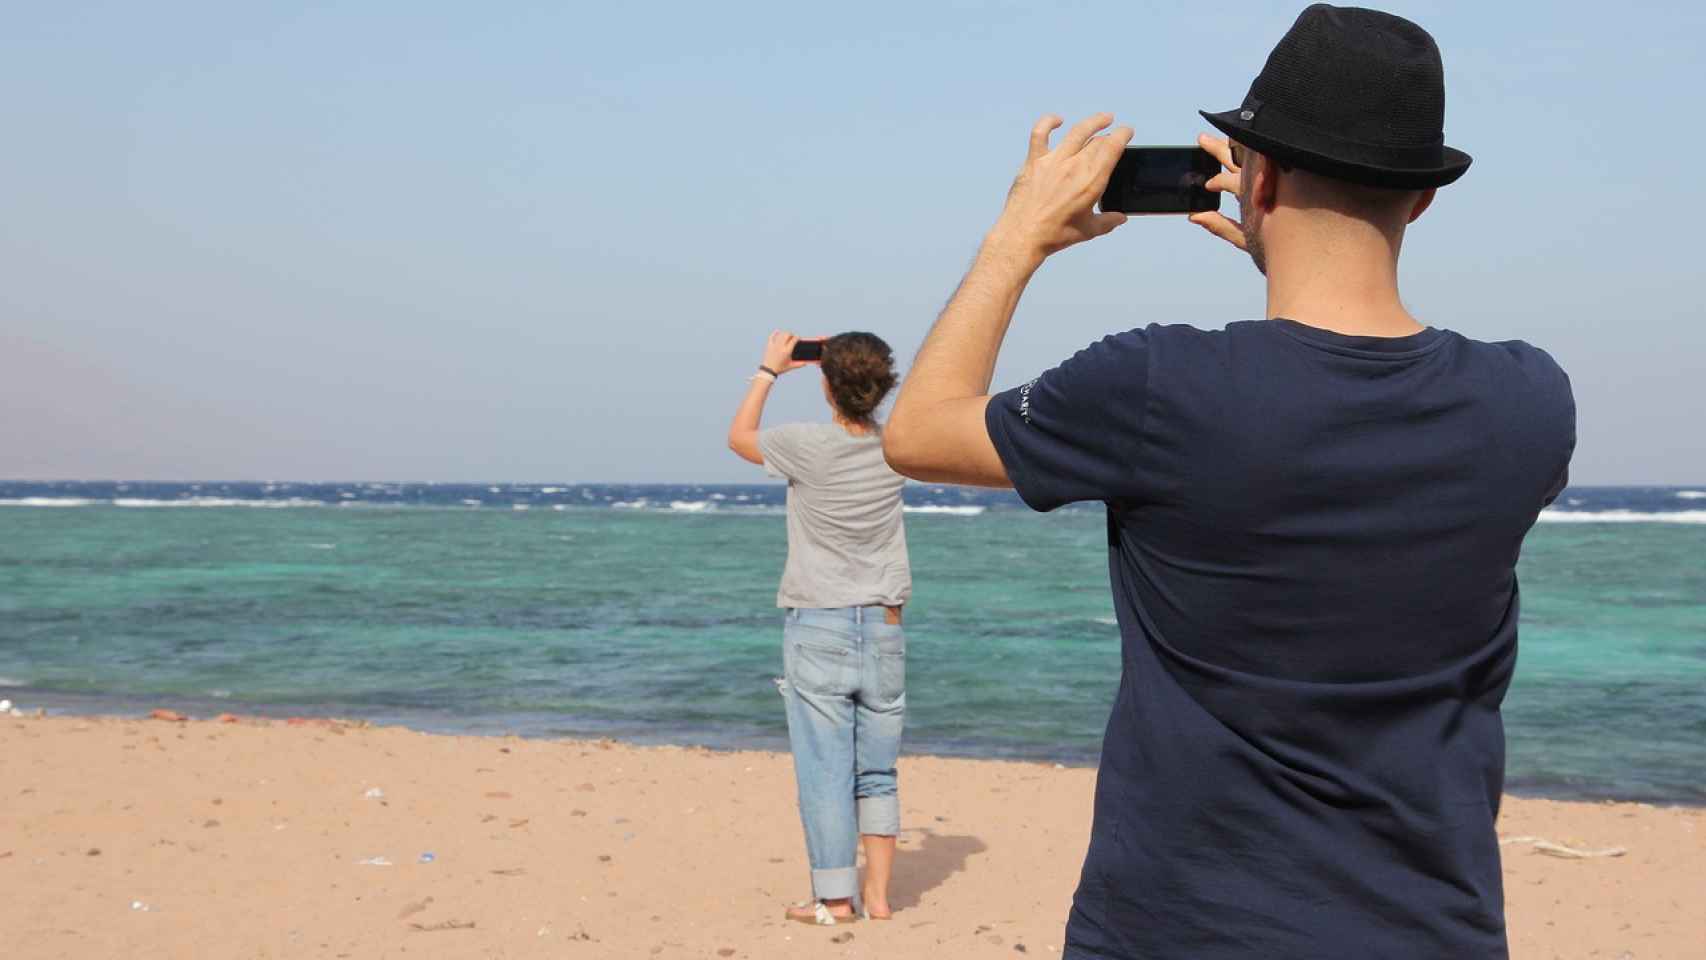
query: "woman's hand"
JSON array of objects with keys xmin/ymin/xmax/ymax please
[
  {"xmin": 761, "ymin": 330, "xmax": 812, "ymax": 375},
  {"xmin": 730, "ymin": 330, "xmax": 814, "ymax": 465}
]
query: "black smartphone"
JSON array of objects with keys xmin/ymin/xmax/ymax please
[
  {"xmin": 791, "ymin": 339, "xmax": 824, "ymax": 362},
  {"xmin": 1099, "ymin": 146, "xmax": 1221, "ymax": 215}
]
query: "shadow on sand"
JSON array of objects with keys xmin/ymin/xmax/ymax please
[{"xmin": 889, "ymin": 829, "xmax": 989, "ymax": 910}]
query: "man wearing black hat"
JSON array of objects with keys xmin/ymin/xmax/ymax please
[{"xmin": 885, "ymin": 5, "xmax": 1573, "ymax": 958}]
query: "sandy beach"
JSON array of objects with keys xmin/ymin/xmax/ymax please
[{"xmin": 2, "ymin": 712, "xmax": 1700, "ymax": 959}]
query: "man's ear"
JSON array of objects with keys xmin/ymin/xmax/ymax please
[
  {"xmin": 1408, "ymin": 188, "xmax": 1436, "ymax": 224},
  {"xmin": 1253, "ymin": 156, "xmax": 1281, "ymax": 213}
]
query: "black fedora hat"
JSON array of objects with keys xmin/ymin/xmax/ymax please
[{"xmin": 1200, "ymin": 4, "xmax": 1471, "ymax": 189}]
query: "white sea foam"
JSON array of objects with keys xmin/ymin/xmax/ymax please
[
  {"xmin": 0, "ymin": 497, "xmax": 97, "ymax": 507},
  {"xmin": 307, "ymin": 543, "xmax": 337, "ymax": 550},
  {"xmin": 112, "ymin": 497, "xmax": 325, "ymax": 509},
  {"xmin": 461, "ymin": 499, "xmax": 482, "ymax": 506},
  {"xmin": 669, "ymin": 500, "xmax": 713, "ymax": 512},
  {"xmin": 903, "ymin": 505, "xmax": 987, "ymax": 516},
  {"xmin": 552, "ymin": 504, "xmax": 568, "ymax": 511},
  {"xmin": 1676, "ymin": 490, "xmax": 1706, "ymax": 500},
  {"xmin": 1538, "ymin": 509, "xmax": 1706, "ymax": 524},
  {"xmin": 512, "ymin": 504, "xmax": 531, "ymax": 511},
  {"xmin": 0, "ymin": 676, "xmax": 26, "ymax": 687},
  {"xmin": 540, "ymin": 487, "xmax": 564, "ymax": 494},
  {"xmin": 1091, "ymin": 616, "xmax": 1119, "ymax": 626},
  {"xmin": 612, "ymin": 499, "xmax": 649, "ymax": 509}
]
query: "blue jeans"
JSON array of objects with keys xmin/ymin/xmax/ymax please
[{"xmin": 780, "ymin": 606, "xmax": 906, "ymax": 901}]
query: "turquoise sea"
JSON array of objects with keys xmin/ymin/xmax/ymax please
[{"xmin": 1, "ymin": 482, "xmax": 1703, "ymax": 804}]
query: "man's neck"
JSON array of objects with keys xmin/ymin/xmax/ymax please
[{"xmin": 1261, "ymin": 226, "xmax": 1424, "ymax": 338}]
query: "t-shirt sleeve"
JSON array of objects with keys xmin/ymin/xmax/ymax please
[
  {"xmin": 758, "ymin": 424, "xmax": 814, "ymax": 481},
  {"xmin": 984, "ymin": 329, "xmax": 1152, "ymax": 512},
  {"xmin": 1541, "ymin": 359, "xmax": 1576, "ymax": 508},
  {"xmin": 1508, "ymin": 341, "xmax": 1576, "ymax": 509}
]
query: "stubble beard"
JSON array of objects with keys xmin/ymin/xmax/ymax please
[
  {"xmin": 1237, "ymin": 186, "xmax": 1267, "ymax": 276},
  {"xmin": 1244, "ymin": 219, "xmax": 1267, "ymax": 276}
]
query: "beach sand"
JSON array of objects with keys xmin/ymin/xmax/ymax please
[{"xmin": 2, "ymin": 713, "xmax": 1700, "ymax": 959}]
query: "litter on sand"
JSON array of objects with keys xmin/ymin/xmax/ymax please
[
  {"xmin": 1499, "ymin": 835, "xmax": 1628, "ymax": 859},
  {"xmin": 409, "ymin": 919, "xmax": 476, "ymax": 932}
]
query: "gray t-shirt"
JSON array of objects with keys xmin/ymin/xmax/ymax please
[{"xmin": 758, "ymin": 422, "xmax": 911, "ymax": 609}]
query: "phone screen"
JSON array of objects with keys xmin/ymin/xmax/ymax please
[
  {"xmin": 1099, "ymin": 147, "xmax": 1221, "ymax": 215},
  {"xmin": 791, "ymin": 340, "xmax": 824, "ymax": 362}
]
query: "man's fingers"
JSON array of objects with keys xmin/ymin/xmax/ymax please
[
  {"xmin": 1028, "ymin": 115, "xmax": 1063, "ymax": 162},
  {"xmin": 1095, "ymin": 127, "xmax": 1134, "ymax": 163},
  {"xmin": 1205, "ymin": 171, "xmax": 1239, "ymax": 194},
  {"xmin": 1084, "ymin": 128, "xmax": 1134, "ymax": 194},
  {"xmin": 1058, "ymin": 113, "xmax": 1114, "ymax": 155},
  {"xmin": 1198, "ymin": 133, "xmax": 1238, "ymax": 172},
  {"xmin": 1188, "ymin": 211, "xmax": 1248, "ymax": 250},
  {"xmin": 1087, "ymin": 211, "xmax": 1128, "ymax": 239}
]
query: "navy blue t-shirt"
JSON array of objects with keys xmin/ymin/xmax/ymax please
[{"xmin": 985, "ymin": 319, "xmax": 1574, "ymax": 959}]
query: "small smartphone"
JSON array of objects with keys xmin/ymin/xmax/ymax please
[
  {"xmin": 791, "ymin": 340, "xmax": 824, "ymax": 362},
  {"xmin": 1099, "ymin": 146, "xmax": 1221, "ymax": 215}
]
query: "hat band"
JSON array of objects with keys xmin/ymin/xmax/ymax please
[{"xmin": 1246, "ymin": 101, "xmax": 1449, "ymax": 168}]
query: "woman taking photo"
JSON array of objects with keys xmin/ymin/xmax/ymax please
[{"xmin": 727, "ymin": 330, "xmax": 910, "ymax": 926}]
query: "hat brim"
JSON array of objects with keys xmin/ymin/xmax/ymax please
[{"xmin": 1200, "ymin": 109, "xmax": 1471, "ymax": 190}]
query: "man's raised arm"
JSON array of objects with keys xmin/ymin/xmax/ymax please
[{"xmin": 883, "ymin": 113, "xmax": 1130, "ymax": 485}]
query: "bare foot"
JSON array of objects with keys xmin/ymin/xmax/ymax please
[{"xmin": 861, "ymin": 889, "xmax": 893, "ymax": 919}]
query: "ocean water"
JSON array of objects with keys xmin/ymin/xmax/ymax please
[{"xmin": 1, "ymin": 481, "xmax": 1703, "ymax": 804}]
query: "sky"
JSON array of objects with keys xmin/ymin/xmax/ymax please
[{"xmin": 1, "ymin": 1, "xmax": 1700, "ymax": 484}]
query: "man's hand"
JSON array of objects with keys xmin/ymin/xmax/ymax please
[
  {"xmin": 887, "ymin": 113, "xmax": 1130, "ymax": 487},
  {"xmin": 988, "ymin": 113, "xmax": 1133, "ymax": 262},
  {"xmin": 760, "ymin": 331, "xmax": 812, "ymax": 375},
  {"xmin": 1187, "ymin": 133, "xmax": 1248, "ymax": 250}
]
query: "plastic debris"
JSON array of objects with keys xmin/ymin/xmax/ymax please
[
  {"xmin": 356, "ymin": 856, "xmax": 393, "ymax": 866},
  {"xmin": 408, "ymin": 919, "xmax": 476, "ymax": 932},
  {"xmin": 131, "ymin": 900, "xmax": 151, "ymax": 912},
  {"xmin": 418, "ymin": 852, "xmax": 436, "ymax": 863},
  {"xmin": 1534, "ymin": 840, "xmax": 1627, "ymax": 859},
  {"xmin": 364, "ymin": 787, "xmax": 385, "ymax": 799},
  {"xmin": 1500, "ymin": 835, "xmax": 1628, "ymax": 859},
  {"xmin": 0, "ymin": 699, "xmax": 11, "ymax": 713}
]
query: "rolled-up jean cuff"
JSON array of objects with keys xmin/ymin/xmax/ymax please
[
  {"xmin": 857, "ymin": 795, "xmax": 900, "ymax": 836},
  {"xmin": 811, "ymin": 866, "xmax": 859, "ymax": 900}
]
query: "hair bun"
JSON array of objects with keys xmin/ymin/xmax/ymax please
[{"xmin": 821, "ymin": 332, "xmax": 897, "ymax": 423}]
